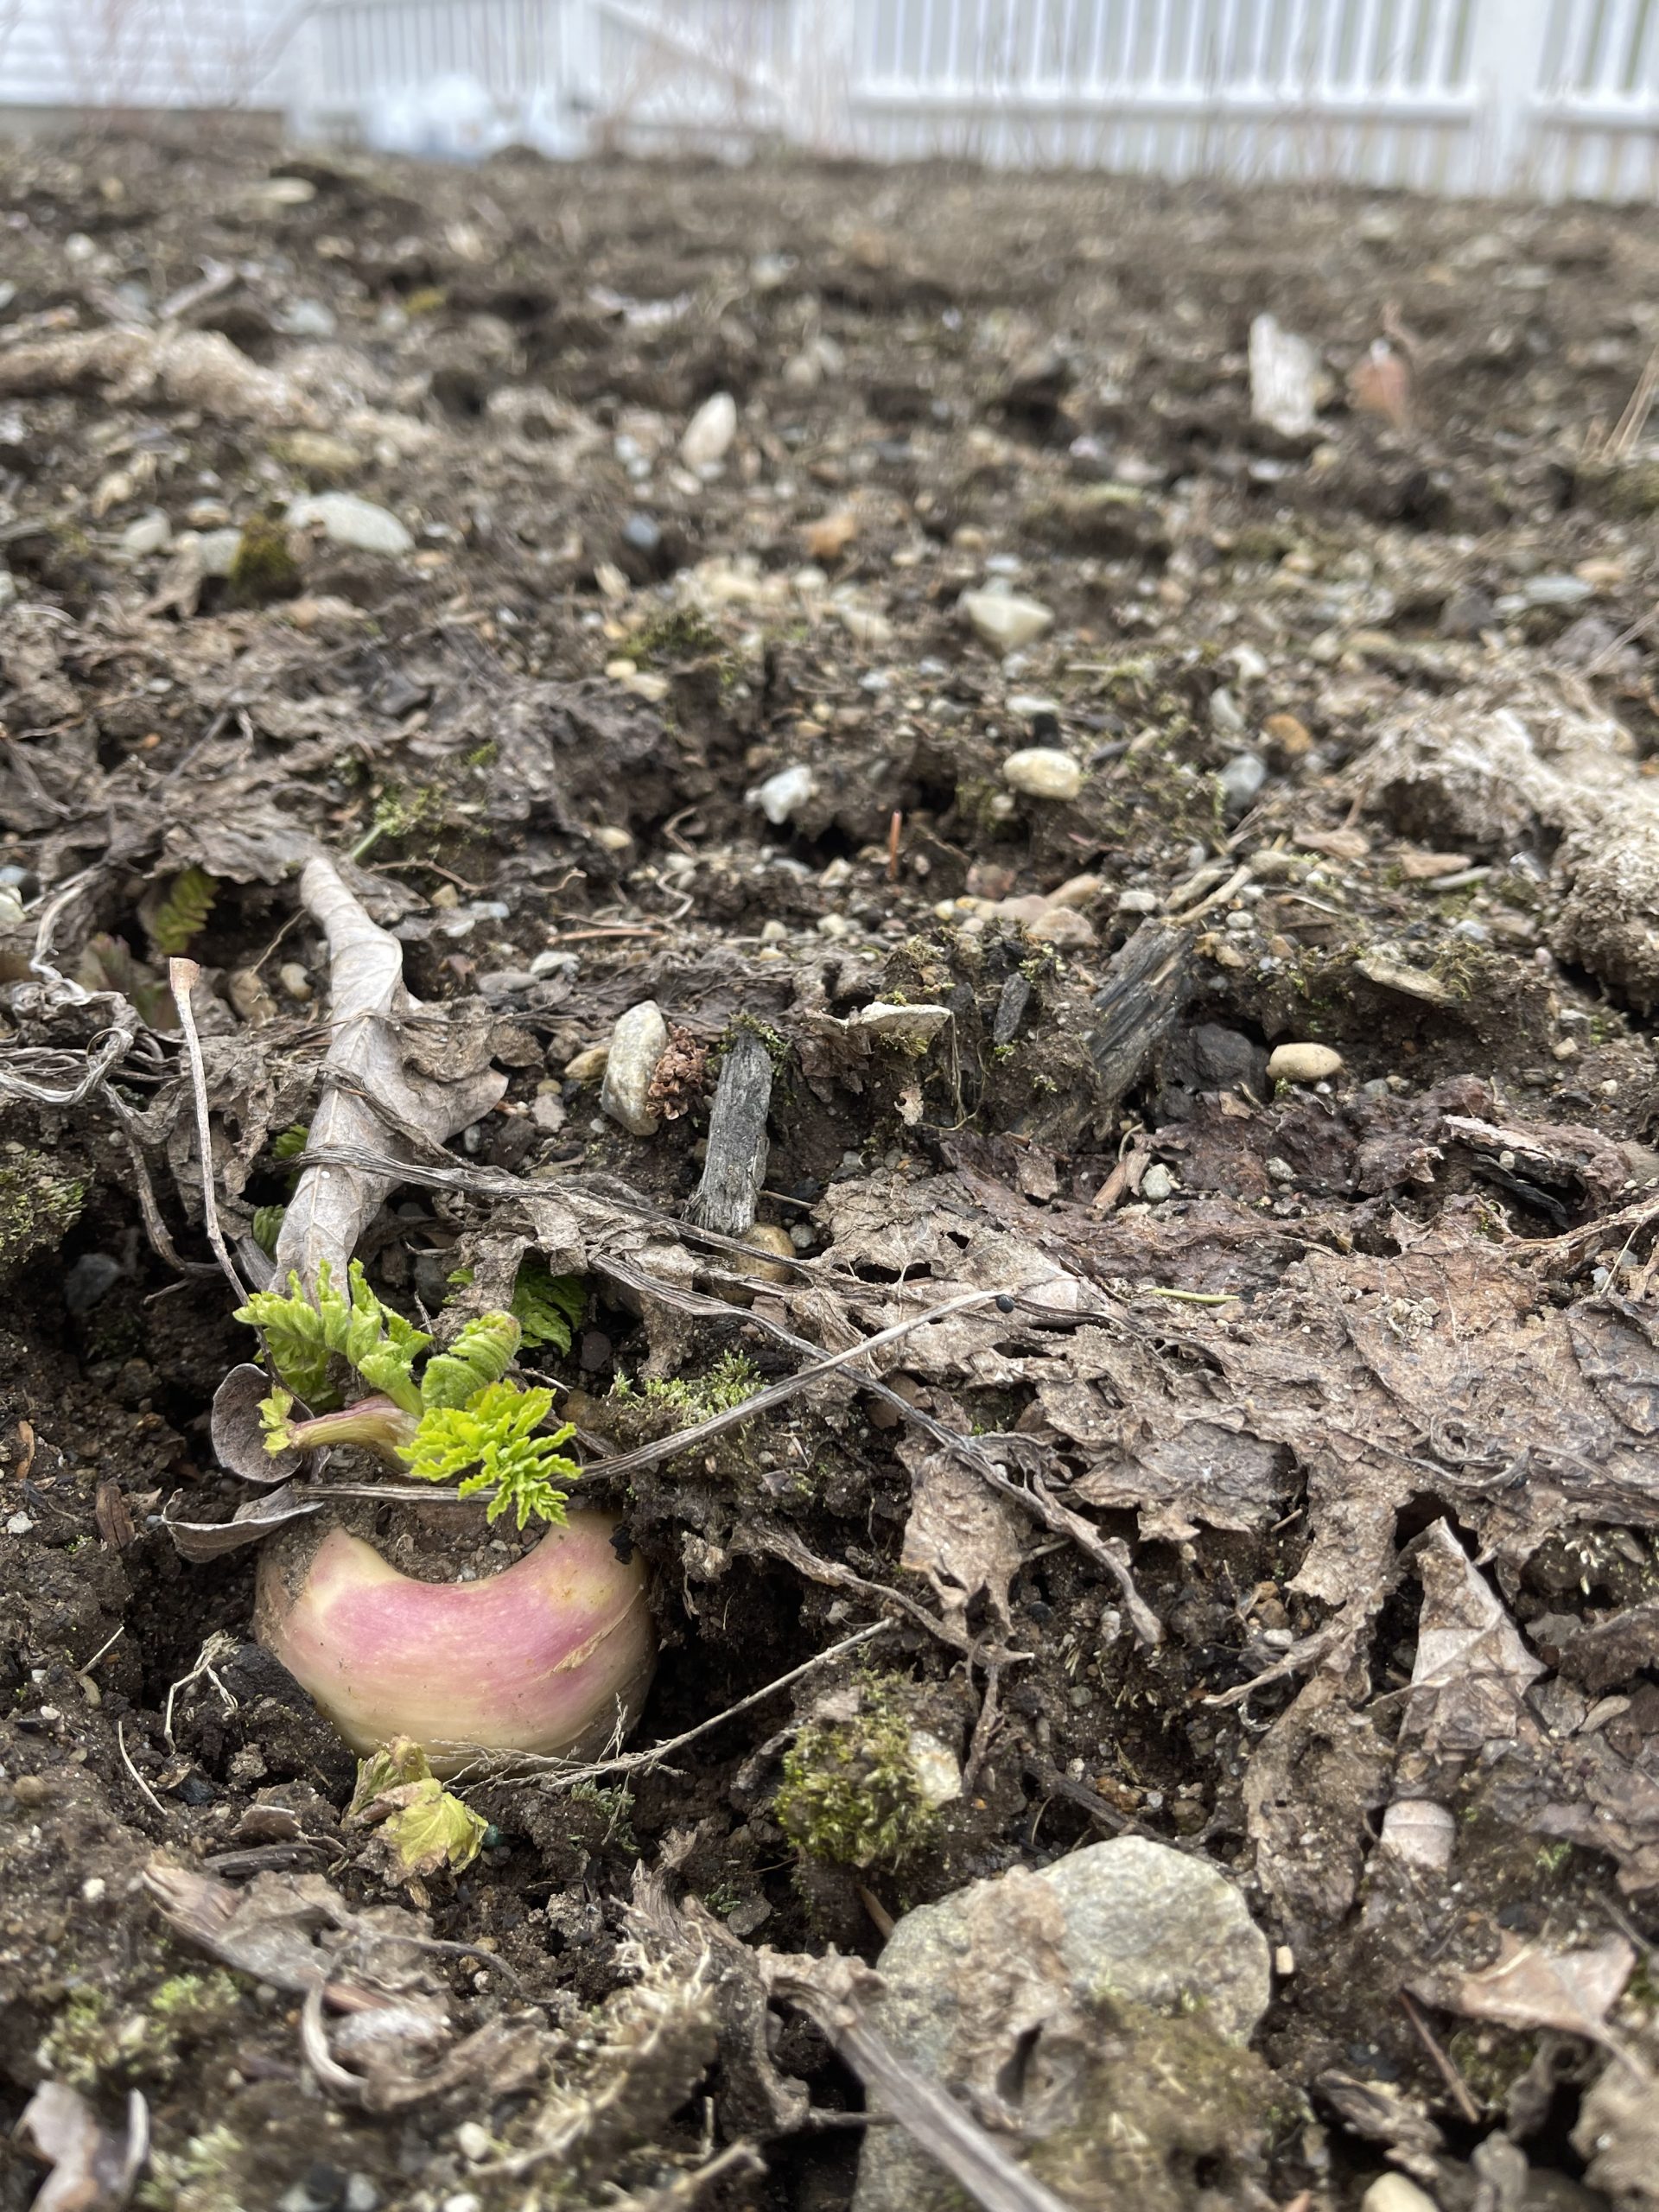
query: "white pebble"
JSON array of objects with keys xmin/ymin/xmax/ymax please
[
  {"xmin": 851, "ymin": 1001, "xmax": 952, "ymax": 1046},
  {"xmin": 1362, "ymin": 2179, "xmax": 1441, "ymax": 2212},
  {"xmin": 288, "ymin": 492, "xmax": 413, "ymax": 557},
  {"xmin": 1267, "ymin": 1042, "xmax": 1343, "ymax": 1084},
  {"xmin": 1002, "ymin": 747, "xmax": 1082, "ymax": 801},
  {"xmin": 681, "ymin": 391, "xmax": 737, "ymax": 472},
  {"xmin": 1141, "ymin": 1164, "xmax": 1177, "ymax": 1203},
  {"xmin": 960, "ymin": 588, "xmax": 1053, "ymax": 652},
  {"xmin": 747, "ymin": 764, "xmax": 816, "ymax": 825}
]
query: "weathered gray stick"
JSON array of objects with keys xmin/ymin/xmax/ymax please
[
  {"xmin": 761, "ymin": 1955, "xmax": 1083, "ymax": 2212},
  {"xmin": 684, "ymin": 1026, "xmax": 772, "ymax": 1239},
  {"xmin": 275, "ymin": 855, "xmax": 505, "ymax": 1294},
  {"xmin": 1084, "ymin": 922, "xmax": 1191, "ymax": 1116}
]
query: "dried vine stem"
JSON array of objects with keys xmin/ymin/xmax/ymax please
[{"xmin": 274, "ymin": 855, "xmax": 506, "ymax": 1294}]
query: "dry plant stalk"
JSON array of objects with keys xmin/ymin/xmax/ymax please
[{"xmin": 275, "ymin": 855, "xmax": 506, "ymax": 1293}]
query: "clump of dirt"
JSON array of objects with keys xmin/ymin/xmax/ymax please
[{"xmin": 4, "ymin": 134, "xmax": 1659, "ymax": 2212}]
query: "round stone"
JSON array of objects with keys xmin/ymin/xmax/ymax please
[
  {"xmin": 1267, "ymin": 1041, "xmax": 1344, "ymax": 1084},
  {"xmin": 1002, "ymin": 747, "xmax": 1083, "ymax": 801}
]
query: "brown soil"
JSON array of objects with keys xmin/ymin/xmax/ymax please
[{"xmin": 4, "ymin": 133, "xmax": 1659, "ymax": 2212}]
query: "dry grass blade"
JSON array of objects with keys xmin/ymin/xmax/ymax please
[
  {"xmin": 1589, "ymin": 338, "xmax": 1659, "ymax": 466},
  {"xmin": 168, "ymin": 956, "xmax": 248, "ymax": 1305},
  {"xmin": 461, "ymin": 1622, "xmax": 890, "ymax": 1789}
]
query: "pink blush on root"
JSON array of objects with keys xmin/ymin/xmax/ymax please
[{"xmin": 258, "ymin": 1516, "xmax": 654, "ymax": 1772}]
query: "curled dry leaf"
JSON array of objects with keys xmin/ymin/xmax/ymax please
[
  {"xmin": 898, "ymin": 1441, "xmax": 1023, "ymax": 1631},
  {"xmin": 16, "ymin": 2082, "xmax": 148, "ymax": 2212},
  {"xmin": 1412, "ymin": 1933, "xmax": 1636, "ymax": 2040}
]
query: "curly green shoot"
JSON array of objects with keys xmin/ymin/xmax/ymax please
[{"xmin": 235, "ymin": 1262, "xmax": 575, "ymax": 1527}]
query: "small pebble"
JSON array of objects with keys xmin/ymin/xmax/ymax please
[
  {"xmin": 681, "ymin": 391, "xmax": 737, "ymax": 472},
  {"xmin": 852, "ymin": 1001, "xmax": 952, "ymax": 1045},
  {"xmin": 1267, "ymin": 1042, "xmax": 1344, "ymax": 1084},
  {"xmin": 1361, "ymin": 2180, "xmax": 1440, "ymax": 2212},
  {"xmin": 278, "ymin": 962, "xmax": 313, "ymax": 1001},
  {"xmin": 1262, "ymin": 710, "xmax": 1313, "ymax": 757},
  {"xmin": 1046, "ymin": 873, "xmax": 1101, "ymax": 908},
  {"xmin": 120, "ymin": 509, "xmax": 172, "ymax": 557},
  {"xmin": 80, "ymin": 1876, "xmax": 106, "ymax": 1904},
  {"xmin": 760, "ymin": 919, "xmax": 788, "ymax": 943},
  {"xmin": 960, "ymin": 588, "xmax": 1053, "ymax": 652},
  {"xmin": 740, "ymin": 1224, "xmax": 797, "ymax": 1286},
  {"xmin": 564, "ymin": 1046, "xmax": 609, "ymax": 1083},
  {"xmin": 344, "ymin": 2182, "xmax": 380, "ymax": 2212},
  {"xmin": 1141, "ymin": 1164, "xmax": 1176, "ymax": 1203},
  {"xmin": 1002, "ymin": 747, "xmax": 1082, "ymax": 801},
  {"xmin": 599, "ymin": 1001, "xmax": 670, "ymax": 1135},
  {"xmin": 1218, "ymin": 751, "xmax": 1267, "ymax": 812},
  {"xmin": 288, "ymin": 492, "xmax": 414, "ymax": 557},
  {"xmin": 1116, "ymin": 887, "xmax": 1160, "ymax": 915},
  {"xmin": 442, "ymin": 2196, "xmax": 483, "ymax": 2212},
  {"xmin": 454, "ymin": 2123, "xmax": 490, "ymax": 2164},
  {"xmin": 748, "ymin": 764, "xmax": 816, "ymax": 824},
  {"xmin": 1028, "ymin": 906, "xmax": 1095, "ymax": 948}
]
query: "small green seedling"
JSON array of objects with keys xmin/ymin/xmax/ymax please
[{"xmin": 235, "ymin": 1261, "xmax": 578, "ymax": 1528}]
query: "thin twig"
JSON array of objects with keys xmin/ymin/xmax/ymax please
[
  {"xmin": 117, "ymin": 1719, "xmax": 167, "ymax": 1818},
  {"xmin": 1397, "ymin": 1988, "xmax": 1482, "ymax": 2124},
  {"xmin": 764, "ymin": 1955, "xmax": 1078, "ymax": 2212},
  {"xmin": 466, "ymin": 1620, "xmax": 892, "ymax": 1789},
  {"xmin": 168, "ymin": 957, "xmax": 248, "ymax": 1306}
]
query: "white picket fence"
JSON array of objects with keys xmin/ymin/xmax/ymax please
[
  {"xmin": 284, "ymin": 0, "xmax": 1659, "ymax": 196},
  {"xmin": 4, "ymin": 0, "xmax": 1659, "ymax": 200}
]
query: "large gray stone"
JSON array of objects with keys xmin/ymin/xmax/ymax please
[
  {"xmin": 852, "ymin": 1837, "xmax": 1271, "ymax": 2212},
  {"xmin": 1040, "ymin": 1835, "xmax": 1269, "ymax": 2040}
]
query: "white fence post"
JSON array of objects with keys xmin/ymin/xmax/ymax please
[
  {"xmin": 1465, "ymin": 0, "xmax": 1554, "ymax": 194},
  {"xmin": 563, "ymin": 0, "xmax": 604, "ymax": 124}
]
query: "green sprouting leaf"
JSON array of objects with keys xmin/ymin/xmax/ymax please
[
  {"xmin": 420, "ymin": 1312, "xmax": 522, "ymax": 1411},
  {"xmin": 510, "ymin": 1258, "xmax": 588, "ymax": 1352},
  {"xmin": 271, "ymin": 1125, "xmax": 309, "ymax": 1162},
  {"xmin": 258, "ymin": 1384, "xmax": 296, "ymax": 1454},
  {"xmin": 147, "ymin": 867, "xmax": 218, "ymax": 957},
  {"xmin": 251, "ymin": 1204, "xmax": 285, "ymax": 1257},
  {"xmin": 348, "ymin": 1738, "xmax": 486, "ymax": 1880},
  {"xmin": 400, "ymin": 1382, "xmax": 576, "ymax": 1529},
  {"xmin": 234, "ymin": 1259, "xmax": 428, "ymax": 1415}
]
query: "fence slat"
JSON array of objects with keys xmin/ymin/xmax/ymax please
[{"xmin": 83, "ymin": 0, "xmax": 1630, "ymax": 202}]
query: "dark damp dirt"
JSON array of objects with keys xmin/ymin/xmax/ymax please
[{"xmin": 4, "ymin": 133, "xmax": 1659, "ymax": 2212}]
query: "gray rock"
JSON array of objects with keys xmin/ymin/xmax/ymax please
[
  {"xmin": 1140, "ymin": 1163, "xmax": 1177, "ymax": 1203},
  {"xmin": 1191, "ymin": 1022, "xmax": 1270, "ymax": 1094},
  {"xmin": 196, "ymin": 528, "xmax": 242, "ymax": 578},
  {"xmin": 1218, "ymin": 751, "xmax": 1268, "ymax": 813},
  {"xmin": 120, "ymin": 509, "xmax": 172, "ymax": 557},
  {"xmin": 288, "ymin": 492, "xmax": 414, "ymax": 557},
  {"xmin": 853, "ymin": 1837, "xmax": 1270, "ymax": 2212},
  {"xmin": 1039, "ymin": 1839, "xmax": 1268, "ymax": 2037},
  {"xmin": 600, "ymin": 1001, "xmax": 670, "ymax": 1135}
]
